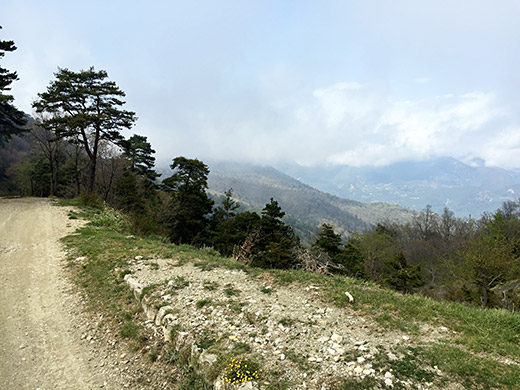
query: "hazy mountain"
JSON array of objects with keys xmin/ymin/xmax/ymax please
[
  {"xmin": 206, "ymin": 161, "xmax": 415, "ymax": 243},
  {"xmin": 276, "ymin": 157, "xmax": 520, "ymax": 217}
]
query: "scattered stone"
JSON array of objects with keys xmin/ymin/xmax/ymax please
[
  {"xmin": 120, "ymin": 261, "xmax": 448, "ymax": 389},
  {"xmin": 344, "ymin": 291, "xmax": 354, "ymax": 303},
  {"xmin": 199, "ymin": 351, "xmax": 218, "ymax": 371}
]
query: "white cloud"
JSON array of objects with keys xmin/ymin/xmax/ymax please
[{"xmin": 281, "ymin": 83, "xmax": 505, "ymax": 167}]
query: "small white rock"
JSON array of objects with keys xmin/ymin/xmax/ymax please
[
  {"xmin": 344, "ymin": 291, "xmax": 354, "ymax": 302},
  {"xmin": 388, "ymin": 352, "xmax": 398, "ymax": 361},
  {"xmin": 317, "ymin": 336, "xmax": 329, "ymax": 343}
]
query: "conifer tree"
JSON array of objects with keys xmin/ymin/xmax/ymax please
[
  {"xmin": 0, "ymin": 26, "xmax": 27, "ymax": 145},
  {"xmin": 384, "ymin": 252, "xmax": 424, "ymax": 294},
  {"xmin": 120, "ymin": 134, "xmax": 160, "ymax": 183},
  {"xmin": 249, "ymin": 198, "xmax": 298, "ymax": 269},
  {"xmin": 33, "ymin": 67, "xmax": 136, "ymax": 192},
  {"xmin": 162, "ymin": 157, "xmax": 214, "ymax": 244},
  {"xmin": 312, "ymin": 223, "xmax": 342, "ymax": 257}
]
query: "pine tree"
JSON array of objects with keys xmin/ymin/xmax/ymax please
[
  {"xmin": 249, "ymin": 198, "xmax": 299, "ymax": 269},
  {"xmin": 335, "ymin": 241, "xmax": 365, "ymax": 277},
  {"xmin": 120, "ymin": 134, "xmax": 160, "ymax": 183},
  {"xmin": 312, "ymin": 223, "xmax": 342, "ymax": 257},
  {"xmin": 384, "ymin": 252, "xmax": 425, "ymax": 294},
  {"xmin": 0, "ymin": 26, "xmax": 27, "ymax": 145},
  {"xmin": 33, "ymin": 67, "xmax": 136, "ymax": 192},
  {"xmin": 162, "ymin": 157, "xmax": 214, "ymax": 244}
]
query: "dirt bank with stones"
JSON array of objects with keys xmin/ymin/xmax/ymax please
[{"xmin": 123, "ymin": 257, "xmax": 455, "ymax": 389}]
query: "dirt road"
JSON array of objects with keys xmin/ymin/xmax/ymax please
[{"xmin": 0, "ymin": 198, "xmax": 108, "ymax": 389}]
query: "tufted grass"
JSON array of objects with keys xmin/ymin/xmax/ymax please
[{"xmin": 59, "ymin": 199, "xmax": 520, "ymax": 389}]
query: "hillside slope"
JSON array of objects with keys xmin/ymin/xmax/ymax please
[
  {"xmin": 62, "ymin": 203, "xmax": 520, "ymax": 389},
  {"xmin": 278, "ymin": 157, "xmax": 520, "ymax": 217},
  {"xmin": 207, "ymin": 161, "xmax": 415, "ymax": 242}
]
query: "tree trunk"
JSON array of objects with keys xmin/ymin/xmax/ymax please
[
  {"xmin": 49, "ymin": 156, "xmax": 55, "ymax": 196},
  {"xmin": 74, "ymin": 145, "xmax": 81, "ymax": 196},
  {"xmin": 481, "ymin": 282, "xmax": 489, "ymax": 308},
  {"xmin": 88, "ymin": 156, "xmax": 97, "ymax": 193}
]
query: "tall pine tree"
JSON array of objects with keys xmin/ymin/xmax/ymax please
[
  {"xmin": 0, "ymin": 26, "xmax": 27, "ymax": 145},
  {"xmin": 33, "ymin": 67, "xmax": 136, "ymax": 192},
  {"xmin": 162, "ymin": 157, "xmax": 214, "ymax": 244}
]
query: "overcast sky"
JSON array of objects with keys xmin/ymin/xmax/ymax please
[{"xmin": 3, "ymin": 1, "xmax": 520, "ymax": 169}]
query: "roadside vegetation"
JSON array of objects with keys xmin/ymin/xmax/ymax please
[{"xmin": 61, "ymin": 199, "xmax": 520, "ymax": 389}]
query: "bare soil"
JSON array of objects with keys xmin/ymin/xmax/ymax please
[{"xmin": 0, "ymin": 198, "xmax": 170, "ymax": 390}]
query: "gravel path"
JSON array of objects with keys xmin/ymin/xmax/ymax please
[{"xmin": 0, "ymin": 198, "xmax": 107, "ymax": 390}]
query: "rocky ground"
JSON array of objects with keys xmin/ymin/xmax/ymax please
[{"xmin": 123, "ymin": 257, "xmax": 457, "ymax": 389}]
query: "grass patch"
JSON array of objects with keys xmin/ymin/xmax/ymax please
[
  {"xmin": 260, "ymin": 286, "xmax": 272, "ymax": 294},
  {"xmin": 59, "ymin": 201, "xmax": 520, "ymax": 389},
  {"xmin": 203, "ymin": 280, "xmax": 219, "ymax": 291},
  {"xmin": 196, "ymin": 299, "xmax": 213, "ymax": 309},
  {"xmin": 227, "ymin": 299, "xmax": 246, "ymax": 313},
  {"xmin": 424, "ymin": 342, "xmax": 520, "ymax": 389},
  {"xmin": 169, "ymin": 275, "xmax": 190, "ymax": 291},
  {"xmin": 120, "ymin": 320, "xmax": 140, "ymax": 339},
  {"xmin": 330, "ymin": 376, "xmax": 379, "ymax": 390},
  {"xmin": 224, "ymin": 284, "xmax": 241, "ymax": 296},
  {"xmin": 278, "ymin": 317, "xmax": 295, "ymax": 327}
]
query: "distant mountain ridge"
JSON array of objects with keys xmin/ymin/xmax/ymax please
[
  {"xmin": 277, "ymin": 157, "xmax": 520, "ymax": 217},
  {"xmin": 205, "ymin": 161, "xmax": 415, "ymax": 243}
]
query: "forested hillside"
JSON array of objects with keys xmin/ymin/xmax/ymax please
[
  {"xmin": 279, "ymin": 157, "xmax": 520, "ymax": 216},
  {"xmin": 205, "ymin": 161, "xmax": 415, "ymax": 243}
]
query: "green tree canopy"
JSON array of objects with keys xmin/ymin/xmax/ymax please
[
  {"xmin": 0, "ymin": 26, "xmax": 27, "ymax": 145},
  {"xmin": 384, "ymin": 252, "xmax": 425, "ymax": 294},
  {"xmin": 33, "ymin": 67, "xmax": 136, "ymax": 192},
  {"xmin": 312, "ymin": 223, "xmax": 342, "ymax": 257},
  {"xmin": 120, "ymin": 134, "xmax": 159, "ymax": 182},
  {"xmin": 248, "ymin": 198, "xmax": 299, "ymax": 269},
  {"xmin": 162, "ymin": 157, "xmax": 214, "ymax": 244}
]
